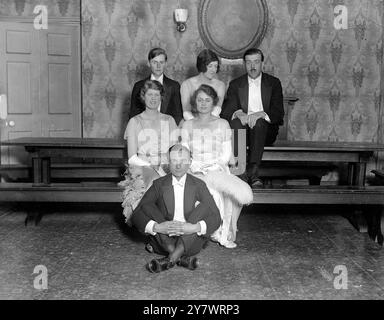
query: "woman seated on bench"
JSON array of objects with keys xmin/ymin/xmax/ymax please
[
  {"xmin": 119, "ymin": 80, "xmax": 178, "ymax": 224},
  {"xmin": 180, "ymin": 84, "xmax": 253, "ymax": 248}
]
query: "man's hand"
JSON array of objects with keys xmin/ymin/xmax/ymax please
[
  {"xmin": 248, "ymin": 111, "xmax": 266, "ymax": 129},
  {"xmin": 153, "ymin": 221, "xmax": 184, "ymax": 235},
  {"xmin": 179, "ymin": 222, "xmax": 200, "ymax": 235},
  {"xmin": 235, "ymin": 110, "xmax": 248, "ymax": 126},
  {"xmin": 155, "ymin": 221, "xmax": 200, "ymax": 236}
]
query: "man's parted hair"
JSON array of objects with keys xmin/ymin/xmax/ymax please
[
  {"xmin": 168, "ymin": 143, "xmax": 191, "ymax": 158},
  {"xmin": 243, "ymin": 48, "xmax": 264, "ymax": 62},
  {"xmin": 148, "ymin": 47, "xmax": 167, "ymax": 61}
]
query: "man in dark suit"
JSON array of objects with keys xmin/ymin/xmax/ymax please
[
  {"xmin": 221, "ymin": 48, "xmax": 284, "ymax": 188},
  {"xmin": 129, "ymin": 47, "xmax": 183, "ymax": 125},
  {"xmin": 131, "ymin": 144, "xmax": 221, "ymax": 273}
]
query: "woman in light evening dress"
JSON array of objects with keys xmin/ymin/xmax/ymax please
[
  {"xmin": 119, "ymin": 80, "xmax": 178, "ymax": 224},
  {"xmin": 180, "ymin": 84, "xmax": 253, "ymax": 248}
]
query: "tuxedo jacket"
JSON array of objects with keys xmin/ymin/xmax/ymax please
[
  {"xmin": 129, "ymin": 75, "xmax": 183, "ymax": 125},
  {"xmin": 221, "ymin": 72, "xmax": 284, "ymax": 126},
  {"xmin": 131, "ymin": 173, "xmax": 221, "ymax": 236}
]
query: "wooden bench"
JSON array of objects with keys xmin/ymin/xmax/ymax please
[
  {"xmin": 0, "ymin": 182, "xmax": 382, "ymax": 245},
  {"xmin": 2, "ymin": 138, "xmax": 382, "ymax": 185},
  {"xmin": 0, "ymin": 163, "xmax": 124, "ymax": 182},
  {"xmin": 1, "ymin": 137, "xmax": 384, "ymax": 245}
]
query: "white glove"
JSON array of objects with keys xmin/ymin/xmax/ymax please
[
  {"xmin": 183, "ymin": 111, "xmax": 194, "ymax": 121},
  {"xmin": 211, "ymin": 106, "xmax": 222, "ymax": 117},
  {"xmin": 217, "ymin": 140, "xmax": 232, "ymax": 165},
  {"xmin": 128, "ymin": 154, "xmax": 151, "ymax": 167}
]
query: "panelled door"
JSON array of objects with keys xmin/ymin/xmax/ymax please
[{"xmin": 0, "ymin": 21, "xmax": 81, "ymax": 165}]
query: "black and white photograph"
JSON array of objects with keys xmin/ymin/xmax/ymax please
[{"xmin": 0, "ymin": 0, "xmax": 384, "ymax": 305}]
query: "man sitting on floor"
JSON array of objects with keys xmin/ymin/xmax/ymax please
[{"xmin": 131, "ymin": 144, "xmax": 221, "ymax": 273}]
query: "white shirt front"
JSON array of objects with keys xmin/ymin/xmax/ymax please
[
  {"xmin": 150, "ymin": 74, "xmax": 164, "ymax": 112},
  {"xmin": 144, "ymin": 174, "xmax": 207, "ymax": 236},
  {"xmin": 248, "ymin": 74, "xmax": 263, "ymax": 115},
  {"xmin": 150, "ymin": 73, "xmax": 164, "ymax": 85},
  {"xmin": 171, "ymin": 175, "xmax": 186, "ymax": 222},
  {"xmin": 232, "ymin": 73, "xmax": 271, "ymax": 122}
]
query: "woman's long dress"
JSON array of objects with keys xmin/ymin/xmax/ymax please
[
  {"xmin": 118, "ymin": 113, "xmax": 177, "ymax": 224},
  {"xmin": 182, "ymin": 119, "xmax": 252, "ymax": 245}
]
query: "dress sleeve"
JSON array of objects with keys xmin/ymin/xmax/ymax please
[
  {"xmin": 125, "ymin": 117, "xmax": 140, "ymax": 160},
  {"xmin": 179, "ymin": 120, "xmax": 191, "ymax": 147},
  {"xmin": 168, "ymin": 116, "xmax": 180, "ymax": 146},
  {"xmin": 217, "ymin": 120, "xmax": 232, "ymax": 165},
  {"xmin": 211, "ymin": 81, "xmax": 226, "ymax": 117},
  {"xmin": 181, "ymin": 79, "xmax": 195, "ymax": 120}
]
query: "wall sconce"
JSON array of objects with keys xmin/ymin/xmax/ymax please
[{"xmin": 174, "ymin": 8, "xmax": 188, "ymax": 32}]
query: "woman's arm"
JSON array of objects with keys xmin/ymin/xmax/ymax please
[
  {"xmin": 180, "ymin": 80, "xmax": 195, "ymax": 120},
  {"xmin": 126, "ymin": 118, "xmax": 151, "ymax": 166},
  {"xmin": 211, "ymin": 81, "xmax": 226, "ymax": 117},
  {"xmin": 168, "ymin": 116, "xmax": 181, "ymax": 148},
  {"xmin": 217, "ymin": 120, "xmax": 232, "ymax": 165}
]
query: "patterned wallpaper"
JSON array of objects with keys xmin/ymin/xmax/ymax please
[
  {"xmin": 1, "ymin": 0, "xmax": 383, "ymax": 152},
  {"xmin": 0, "ymin": 0, "xmax": 80, "ymax": 17},
  {"xmin": 82, "ymin": 0, "xmax": 384, "ymax": 151}
]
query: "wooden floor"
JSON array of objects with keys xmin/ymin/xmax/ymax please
[{"xmin": 0, "ymin": 203, "xmax": 383, "ymax": 300}]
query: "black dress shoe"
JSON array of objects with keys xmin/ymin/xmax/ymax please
[
  {"xmin": 176, "ymin": 256, "xmax": 198, "ymax": 270},
  {"xmin": 146, "ymin": 257, "xmax": 175, "ymax": 273},
  {"xmin": 250, "ymin": 176, "xmax": 263, "ymax": 188},
  {"xmin": 145, "ymin": 243, "xmax": 154, "ymax": 253}
]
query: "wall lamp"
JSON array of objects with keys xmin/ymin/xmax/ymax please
[{"xmin": 174, "ymin": 8, "xmax": 188, "ymax": 32}]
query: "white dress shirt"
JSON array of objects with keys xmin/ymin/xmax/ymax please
[
  {"xmin": 248, "ymin": 75, "xmax": 263, "ymax": 114},
  {"xmin": 172, "ymin": 175, "xmax": 187, "ymax": 223},
  {"xmin": 145, "ymin": 174, "xmax": 207, "ymax": 236},
  {"xmin": 233, "ymin": 73, "xmax": 271, "ymax": 122},
  {"xmin": 150, "ymin": 74, "xmax": 164, "ymax": 112}
]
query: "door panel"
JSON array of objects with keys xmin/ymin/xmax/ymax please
[
  {"xmin": 8, "ymin": 62, "xmax": 33, "ymax": 114},
  {"xmin": 48, "ymin": 63, "xmax": 71, "ymax": 114},
  {"xmin": 6, "ymin": 30, "xmax": 31, "ymax": 54},
  {"xmin": 0, "ymin": 22, "xmax": 81, "ymax": 164},
  {"xmin": 0, "ymin": 23, "xmax": 40, "ymax": 164},
  {"xmin": 40, "ymin": 25, "xmax": 81, "ymax": 138}
]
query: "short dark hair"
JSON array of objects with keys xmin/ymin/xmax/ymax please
[
  {"xmin": 148, "ymin": 47, "xmax": 167, "ymax": 61},
  {"xmin": 190, "ymin": 84, "xmax": 219, "ymax": 114},
  {"xmin": 243, "ymin": 48, "xmax": 264, "ymax": 62},
  {"xmin": 196, "ymin": 49, "xmax": 220, "ymax": 73},
  {"xmin": 168, "ymin": 143, "xmax": 191, "ymax": 158},
  {"xmin": 140, "ymin": 80, "xmax": 164, "ymax": 104}
]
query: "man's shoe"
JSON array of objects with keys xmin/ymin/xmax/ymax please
[
  {"xmin": 146, "ymin": 257, "xmax": 175, "ymax": 273},
  {"xmin": 250, "ymin": 177, "xmax": 263, "ymax": 188},
  {"xmin": 176, "ymin": 256, "xmax": 198, "ymax": 270},
  {"xmin": 145, "ymin": 243, "xmax": 154, "ymax": 254}
]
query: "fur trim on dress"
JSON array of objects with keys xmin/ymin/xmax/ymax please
[{"xmin": 204, "ymin": 171, "xmax": 253, "ymax": 205}]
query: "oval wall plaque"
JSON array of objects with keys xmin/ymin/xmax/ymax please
[{"xmin": 198, "ymin": 0, "xmax": 269, "ymax": 59}]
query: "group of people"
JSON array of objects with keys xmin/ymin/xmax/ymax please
[{"xmin": 119, "ymin": 47, "xmax": 284, "ymax": 273}]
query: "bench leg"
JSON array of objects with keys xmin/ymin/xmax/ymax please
[
  {"xmin": 24, "ymin": 204, "xmax": 45, "ymax": 226},
  {"xmin": 363, "ymin": 206, "xmax": 383, "ymax": 246}
]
